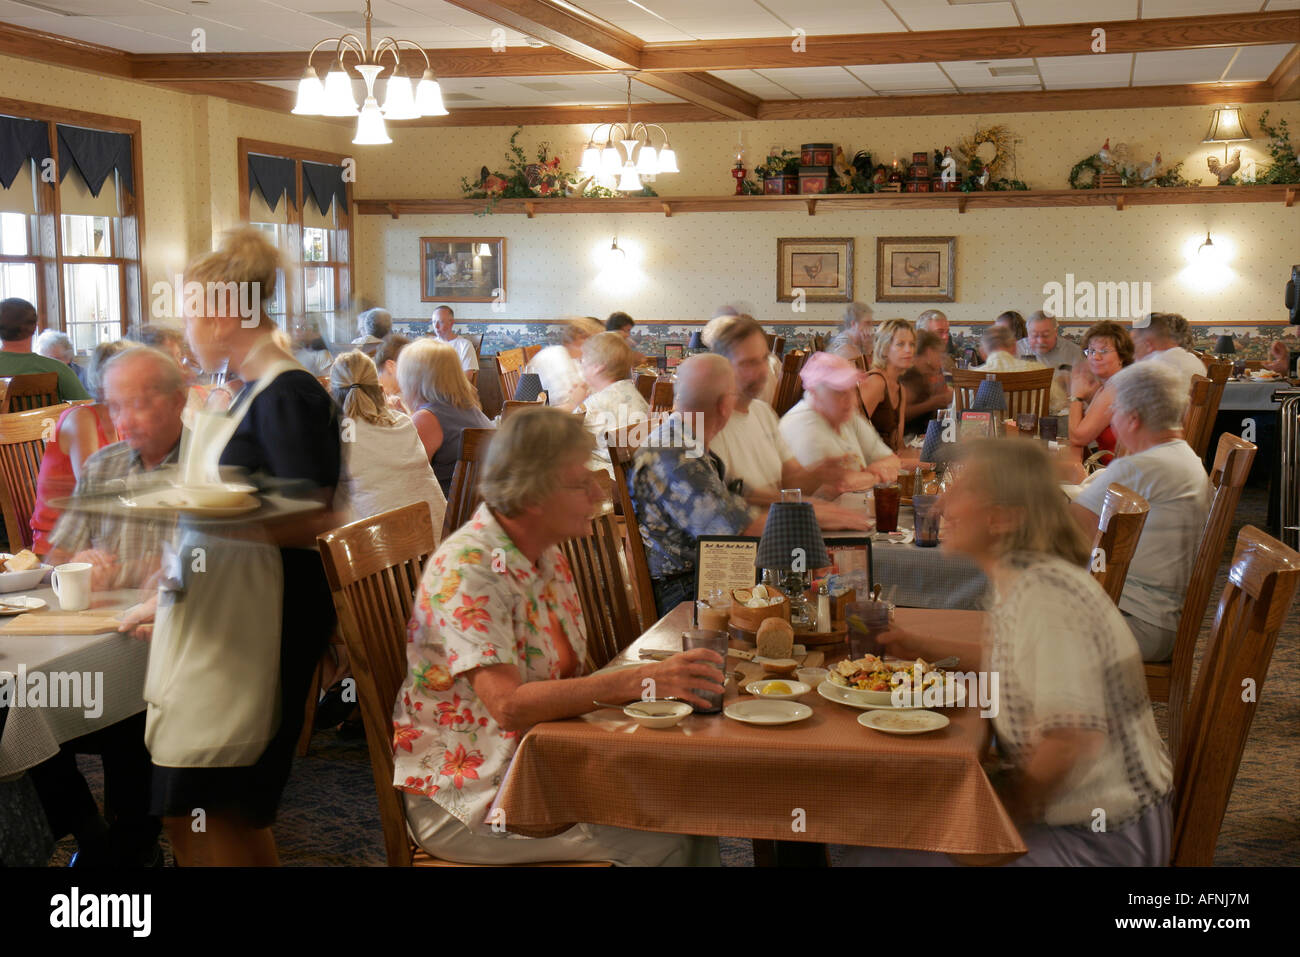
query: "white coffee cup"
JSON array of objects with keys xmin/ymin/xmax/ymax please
[{"xmin": 51, "ymin": 562, "xmax": 92, "ymax": 612}]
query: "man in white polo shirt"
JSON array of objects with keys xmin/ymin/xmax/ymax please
[
  {"xmin": 1131, "ymin": 311, "xmax": 1206, "ymax": 389},
  {"xmin": 432, "ymin": 304, "xmax": 479, "ymax": 374}
]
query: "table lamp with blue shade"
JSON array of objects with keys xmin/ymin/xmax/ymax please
[
  {"xmin": 920, "ymin": 419, "xmax": 948, "ymax": 464},
  {"xmin": 687, "ymin": 331, "xmax": 704, "ymax": 351},
  {"xmin": 756, "ymin": 501, "xmax": 830, "ymax": 629},
  {"xmin": 514, "ymin": 372, "xmax": 544, "ymax": 401},
  {"xmin": 1214, "ymin": 334, "xmax": 1236, "ymax": 356},
  {"xmin": 971, "ymin": 377, "xmax": 1007, "ymax": 413}
]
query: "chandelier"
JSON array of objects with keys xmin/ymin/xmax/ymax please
[
  {"xmin": 578, "ymin": 73, "xmax": 678, "ymax": 192},
  {"xmin": 291, "ymin": 0, "xmax": 448, "ymax": 145}
]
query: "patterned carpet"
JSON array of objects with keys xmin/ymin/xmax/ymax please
[{"xmin": 43, "ymin": 487, "xmax": 1296, "ymax": 867}]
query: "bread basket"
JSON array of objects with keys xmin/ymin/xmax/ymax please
[{"xmin": 729, "ymin": 585, "xmax": 790, "ymax": 631}]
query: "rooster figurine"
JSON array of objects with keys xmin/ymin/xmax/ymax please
[
  {"xmin": 1207, "ymin": 149, "xmax": 1242, "ymax": 185},
  {"xmin": 1097, "ymin": 138, "xmax": 1112, "ymax": 168},
  {"xmin": 1137, "ymin": 152, "xmax": 1162, "ymax": 184},
  {"xmin": 833, "ymin": 146, "xmax": 854, "ymax": 189}
]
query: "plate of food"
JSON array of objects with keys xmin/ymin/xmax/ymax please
[
  {"xmin": 120, "ymin": 487, "xmax": 260, "ymax": 516},
  {"xmin": 821, "ymin": 655, "xmax": 966, "ymax": 709},
  {"xmin": 1249, "ymin": 369, "xmax": 1284, "ymax": 382},
  {"xmin": 0, "ymin": 550, "xmax": 53, "ymax": 593},
  {"xmin": 858, "ymin": 709, "xmax": 949, "ymax": 735}
]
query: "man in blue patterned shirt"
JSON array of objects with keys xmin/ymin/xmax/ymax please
[{"xmin": 629, "ymin": 353, "xmax": 769, "ymax": 616}]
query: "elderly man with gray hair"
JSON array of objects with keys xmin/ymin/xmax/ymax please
[
  {"xmin": 916, "ymin": 309, "xmax": 959, "ymax": 368},
  {"xmin": 629, "ymin": 353, "xmax": 770, "ymax": 615},
  {"xmin": 829, "ymin": 302, "xmax": 874, "ymax": 362},
  {"xmin": 973, "ymin": 325, "xmax": 1042, "ymax": 373},
  {"xmin": 1069, "ymin": 361, "xmax": 1210, "ymax": 661},
  {"xmin": 352, "ymin": 307, "xmax": 392, "ymax": 356},
  {"xmin": 1132, "ymin": 312, "xmax": 1206, "ymax": 389},
  {"xmin": 35, "ymin": 329, "xmax": 90, "ymax": 389}
]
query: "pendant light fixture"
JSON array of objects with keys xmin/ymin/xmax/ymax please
[
  {"xmin": 578, "ymin": 73, "xmax": 679, "ymax": 192},
  {"xmin": 291, "ymin": 0, "xmax": 449, "ymax": 144}
]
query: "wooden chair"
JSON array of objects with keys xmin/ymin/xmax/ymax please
[
  {"xmin": 1192, "ymin": 363, "xmax": 1230, "ymax": 460},
  {"xmin": 951, "ymin": 367, "xmax": 1054, "ymax": 419},
  {"xmin": 1180, "ymin": 375, "xmax": 1214, "ymax": 461},
  {"xmin": 770, "ymin": 335, "xmax": 785, "ymax": 358},
  {"xmin": 522, "ymin": 344, "xmax": 543, "ymax": 363},
  {"xmin": 1089, "ymin": 483, "xmax": 1150, "ymax": 606},
  {"xmin": 500, "ymin": 399, "xmax": 542, "ymax": 420},
  {"xmin": 1171, "ymin": 525, "xmax": 1300, "ymax": 865},
  {"xmin": 772, "ymin": 350, "xmax": 809, "ymax": 417},
  {"xmin": 606, "ymin": 436, "xmax": 659, "ymax": 632},
  {"xmin": 495, "ymin": 348, "xmax": 526, "ymax": 404},
  {"xmin": 0, "ymin": 403, "xmax": 69, "ymax": 551},
  {"xmin": 558, "ymin": 504, "xmax": 641, "ymax": 672},
  {"xmin": 465, "ymin": 333, "xmax": 483, "ymax": 357},
  {"xmin": 0, "ymin": 373, "xmax": 59, "ymax": 413},
  {"xmin": 465, "ymin": 369, "xmax": 478, "ymax": 388},
  {"xmin": 441, "ymin": 427, "xmax": 495, "ymax": 541},
  {"xmin": 1147, "ymin": 434, "xmax": 1256, "ymax": 760},
  {"xmin": 634, "ymin": 372, "xmax": 656, "ymax": 402},
  {"xmin": 649, "ymin": 378, "xmax": 674, "ymax": 413}
]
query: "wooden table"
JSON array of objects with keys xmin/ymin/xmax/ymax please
[{"xmin": 492, "ymin": 603, "xmax": 1025, "ymax": 857}]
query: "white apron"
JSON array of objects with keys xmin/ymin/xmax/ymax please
[{"xmin": 143, "ymin": 358, "xmax": 300, "ymax": 767}]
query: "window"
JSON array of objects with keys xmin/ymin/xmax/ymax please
[
  {"xmin": 239, "ymin": 139, "xmax": 352, "ymax": 346},
  {"xmin": 0, "ymin": 103, "xmax": 143, "ymax": 349}
]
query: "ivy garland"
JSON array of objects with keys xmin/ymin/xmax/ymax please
[{"xmin": 1069, "ymin": 154, "xmax": 1103, "ymax": 189}]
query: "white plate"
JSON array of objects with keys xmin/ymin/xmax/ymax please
[
  {"xmin": 744, "ymin": 679, "xmax": 810, "ymax": 700},
  {"xmin": 723, "ymin": 699, "xmax": 813, "ymax": 725},
  {"xmin": 858, "ymin": 709, "xmax": 950, "ymax": 735},
  {"xmin": 817, "ymin": 679, "xmax": 966, "ymax": 711},
  {"xmin": 121, "ymin": 488, "xmax": 260, "ymax": 516},
  {"xmin": 0, "ymin": 563, "xmax": 53, "ymax": 593},
  {"xmin": 0, "ymin": 595, "xmax": 46, "ymax": 615}
]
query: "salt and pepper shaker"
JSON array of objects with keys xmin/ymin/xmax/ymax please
[{"xmin": 816, "ymin": 583, "xmax": 831, "ymax": 633}]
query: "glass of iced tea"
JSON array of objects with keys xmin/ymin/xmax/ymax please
[{"xmin": 874, "ymin": 483, "xmax": 901, "ymax": 533}]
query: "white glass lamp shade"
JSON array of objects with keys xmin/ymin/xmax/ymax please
[
  {"xmin": 381, "ymin": 74, "xmax": 419, "ymax": 119},
  {"xmin": 635, "ymin": 144, "xmax": 658, "ymax": 175},
  {"xmin": 292, "ymin": 66, "xmax": 326, "ymax": 115},
  {"xmin": 616, "ymin": 163, "xmax": 642, "ymax": 192},
  {"xmin": 476, "ymin": 243, "xmax": 492, "ymax": 257},
  {"xmin": 353, "ymin": 97, "xmax": 392, "ymax": 145},
  {"xmin": 579, "ymin": 145, "xmax": 601, "ymax": 175},
  {"xmin": 657, "ymin": 147, "xmax": 679, "ymax": 174},
  {"xmin": 322, "ymin": 67, "xmax": 359, "ymax": 116},
  {"xmin": 600, "ymin": 145, "xmax": 622, "ymax": 174},
  {"xmin": 415, "ymin": 70, "xmax": 449, "ymax": 116}
]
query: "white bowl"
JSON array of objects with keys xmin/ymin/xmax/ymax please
[
  {"xmin": 745, "ymin": 679, "xmax": 811, "ymax": 700},
  {"xmin": 171, "ymin": 482, "xmax": 257, "ymax": 508},
  {"xmin": 624, "ymin": 700, "xmax": 692, "ymax": 729},
  {"xmin": 796, "ymin": 667, "xmax": 829, "ymax": 688},
  {"xmin": 0, "ymin": 563, "xmax": 53, "ymax": 594}
]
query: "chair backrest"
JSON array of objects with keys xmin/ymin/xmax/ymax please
[
  {"xmin": 1181, "ymin": 374, "xmax": 1213, "ymax": 461},
  {"xmin": 558, "ymin": 501, "xmax": 641, "ymax": 672},
  {"xmin": 634, "ymin": 372, "xmax": 656, "ymax": 402},
  {"xmin": 500, "ymin": 399, "xmax": 542, "ymax": 420},
  {"xmin": 317, "ymin": 502, "xmax": 437, "ymax": 867},
  {"xmin": 650, "ymin": 378, "xmax": 674, "ymax": 413},
  {"xmin": 441, "ymin": 427, "xmax": 495, "ymax": 541},
  {"xmin": 523, "ymin": 344, "xmax": 543, "ymax": 363},
  {"xmin": 772, "ymin": 350, "xmax": 809, "ymax": 416},
  {"xmin": 0, "ymin": 373, "xmax": 60, "ymax": 414},
  {"xmin": 1164, "ymin": 433, "xmax": 1256, "ymax": 760},
  {"xmin": 606, "ymin": 435, "xmax": 659, "ymax": 632},
  {"xmin": 770, "ymin": 335, "xmax": 785, "ymax": 357},
  {"xmin": 466, "ymin": 333, "xmax": 483, "ymax": 357},
  {"xmin": 1172, "ymin": 525, "xmax": 1300, "ymax": 865},
  {"xmin": 1090, "ymin": 482, "xmax": 1150, "ymax": 605},
  {"xmin": 495, "ymin": 348, "xmax": 526, "ymax": 404},
  {"xmin": 0, "ymin": 403, "xmax": 69, "ymax": 551},
  {"xmin": 951, "ymin": 366, "xmax": 1055, "ymax": 419},
  {"xmin": 1194, "ymin": 363, "xmax": 1230, "ymax": 459},
  {"xmin": 465, "ymin": 369, "xmax": 478, "ymax": 388}
]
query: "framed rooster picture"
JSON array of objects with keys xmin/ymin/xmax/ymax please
[
  {"xmin": 777, "ymin": 237, "xmax": 854, "ymax": 303},
  {"xmin": 876, "ymin": 236, "xmax": 955, "ymax": 303}
]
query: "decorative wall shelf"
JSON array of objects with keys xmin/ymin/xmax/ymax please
[{"xmin": 356, "ymin": 186, "xmax": 1298, "ymax": 218}]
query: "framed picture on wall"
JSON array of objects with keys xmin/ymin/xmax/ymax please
[
  {"xmin": 420, "ymin": 237, "xmax": 506, "ymax": 303},
  {"xmin": 875, "ymin": 236, "xmax": 955, "ymax": 303},
  {"xmin": 777, "ymin": 237, "xmax": 854, "ymax": 303}
]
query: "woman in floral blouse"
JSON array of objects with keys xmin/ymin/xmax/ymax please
[{"xmin": 392, "ymin": 407, "xmax": 721, "ymax": 865}]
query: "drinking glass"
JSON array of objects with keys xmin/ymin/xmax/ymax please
[
  {"xmin": 845, "ymin": 600, "xmax": 891, "ymax": 658},
  {"xmin": 1038, "ymin": 416, "xmax": 1059, "ymax": 443},
  {"xmin": 780, "ymin": 488, "xmax": 803, "ymax": 503},
  {"xmin": 874, "ymin": 484, "xmax": 901, "ymax": 533},
  {"xmin": 1016, "ymin": 413, "xmax": 1038, "ymax": 438},
  {"xmin": 681, "ymin": 629, "xmax": 729, "ymax": 714},
  {"xmin": 913, "ymin": 494, "xmax": 940, "ymax": 547}
]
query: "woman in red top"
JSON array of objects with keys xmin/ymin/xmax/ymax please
[
  {"xmin": 30, "ymin": 340, "xmax": 135, "ymax": 555},
  {"xmin": 1068, "ymin": 321, "xmax": 1135, "ymax": 462}
]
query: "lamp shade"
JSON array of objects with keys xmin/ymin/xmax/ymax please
[
  {"xmin": 687, "ymin": 331, "xmax": 704, "ymax": 350},
  {"xmin": 353, "ymin": 97, "xmax": 391, "ymax": 145},
  {"xmin": 321, "ymin": 67, "xmax": 359, "ymax": 116},
  {"xmin": 920, "ymin": 419, "xmax": 947, "ymax": 464},
  {"xmin": 514, "ymin": 373, "xmax": 544, "ymax": 401},
  {"xmin": 971, "ymin": 378, "xmax": 1007, "ymax": 413},
  {"xmin": 1203, "ymin": 107, "xmax": 1251, "ymax": 143},
  {"xmin": 414, "ymin": 69, "xmax": 448, "ymax": 116},
  {"xmin": 292, "ymin": 66, "xmax": 326, "ymax": 115},
  {"xmin": 380, "ymin": 74, "xmax": 419, "ymax": 119},
  {"xmin": 755, "ymin": 502, "xmax": 830, "ymax": 572},
  {"xmin": 1214, "ymin": 335, "xmax": 1237, "ymax": 355}
]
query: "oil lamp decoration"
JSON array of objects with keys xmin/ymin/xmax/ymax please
[
  {"xmin": 578, "ymin": 73, "xmax": 679, "ymax": 192},
  {"xmin": 291, "ymin": 0, "xmax": 449, "ymax": 145}
]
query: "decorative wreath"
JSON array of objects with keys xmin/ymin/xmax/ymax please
[
  {"xmin": 1069, "ymin": 155, "xmax": 1103, "ymax": 189},
  {"xmin": 957, "ymin": 125, "xmax": 1015, "ymax": 180}
]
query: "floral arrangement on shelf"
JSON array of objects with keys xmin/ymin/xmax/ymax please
[
  {"xmin": 955, "ymin": 125, "xmax": 1029, "ymax": 190},
  {"xmin": 752, "ymin": 149, "xmax": 800, "ymax": 180},
  {"xmin": 1067, "ymin": 140, "xmax": 1184, "ymax": 189},
  {"xmin": 460, "ymin": 127, "xmax": 572, "ymax": 205},
  {"xmin": 1256, "ymin": 110, "xmax": 1300, "ymax": 185}
]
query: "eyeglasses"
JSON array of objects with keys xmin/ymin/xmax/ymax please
[
  {"xmin": 559, "ymin": 477, "xmax": 606, "ymax": 498},
  {"xmin": 1084, "ymin": 347, "xmax": 1115, "ymax": 358}
]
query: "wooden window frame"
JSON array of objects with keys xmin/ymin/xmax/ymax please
[
  {"xmin": 0, "ymin": 96, "xmax": 145, "ymax": 341},
  {"xmin": 238, "ymin": 138, "xmax": 353, "ymax": 342}
]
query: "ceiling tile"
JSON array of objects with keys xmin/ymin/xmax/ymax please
[
  {"xmin": 1222, "ymin": 43, "xmax": 1296, "ymax": 81},
  {"xmin": 1132, "ymin": 48, "xmax": 1237, "ymax": 85},
  {"xmin": 1037, "ymin": 52, "xmax": 1133, "ymax": 88},
  {"xmin": 1141, "ymin": 0, "xmax": 1264, "ymax": 16},
  {"xmin": 751, "ymin": 0, "xmax": 904, "ymax": 33},
  {"xmin": 1012, "ymin": 0, "xmax": 1138, "ymax": 24},
  {"xmin": 845, "ymin": 62, "xmax": 955, "ymax": 92},
  {"xmin": 887, "ymin": 0, "xmax": 1019, "ymax": 31},
  {"xmin": 940, "ymin": 57, "xmax": 1041, "ymax": 91},
  {"xmin": 705, "ymin": 69, "xmax": 806, "ymax": 97}
]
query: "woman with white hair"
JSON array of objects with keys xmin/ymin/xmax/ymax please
[
  {"xmin": 1069, "ymin": 361, "xmax": 1210, "ymax": 661},
  {"xmin": 353, "ymin": 307, "xmax": 392, "ymax": 356},
  {"xmin": 578, "ymin": 331, "xmax": 648, "ymax": 472},
  {"xmin": 393, "ymin": 407, "xmax": 720, "ymax": 865},
  {"xmin": 844, "ymin": 439, "xmax": 1172, "ymax": 866},
  {"xmin": 526, "ymin": 316, "xmax": 604, "ymax": 410},
  {"xmin": 330, "ymin": 350, "xmax": 446, "ymax": 534},
  {"xmin": 398, "ymin": 338, "xmax": 492, "ymax": 496}
]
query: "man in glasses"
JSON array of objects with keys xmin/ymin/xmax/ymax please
[{"xmin": 1019, "ymin": 310, "xmax": 1084, "ymax": 412}]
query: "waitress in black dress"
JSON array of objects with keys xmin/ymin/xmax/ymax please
[{"xmin": 131, "ymin": 227, "xmax": 341, "ymax": 865}]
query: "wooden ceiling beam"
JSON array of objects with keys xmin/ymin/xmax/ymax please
[
  {"xmin": 0, "ymin": 20, "xmax": 131, "ymax": 78},
  {"xmin": 1270, "ymin": 45, "xmax": 1300, "ymax": 101},
  {"xmin": 640, "ymin": 11, "xmax": 1300, "ymax": 71}
]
